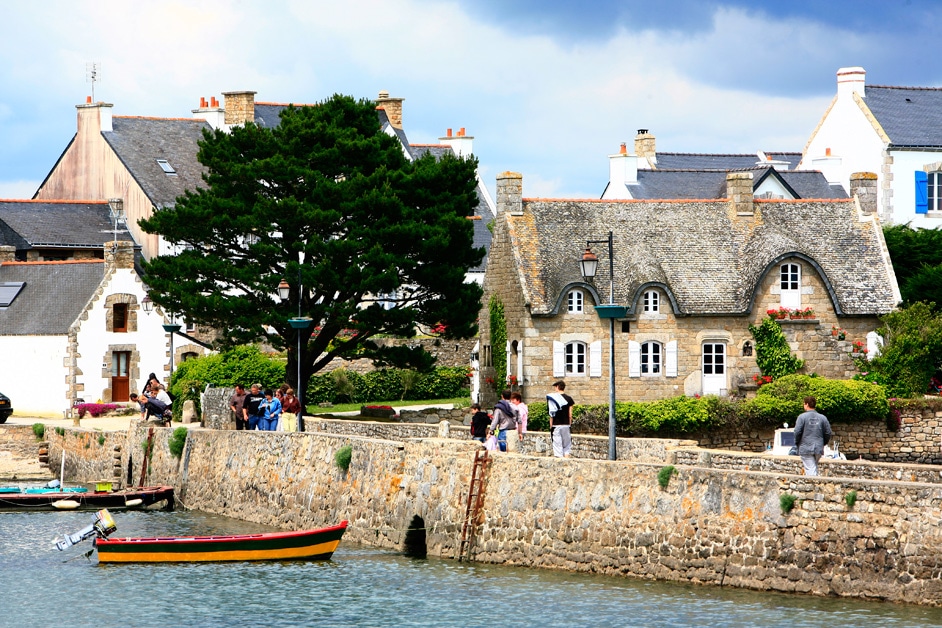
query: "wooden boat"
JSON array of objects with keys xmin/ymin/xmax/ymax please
[
  {"xmin": 0, "ymin": 485, "xmax": 174, "ymax": 512},
  {"xmin": 95, "ymin": 520, "xmax": 348, "ymax": 563}
]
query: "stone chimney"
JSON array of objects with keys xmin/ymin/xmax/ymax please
[
  {"xmin": 77, "ymin": 98, "xmax": 114, "ymax": 134},
  {"xmin": 727, "ymin": 172, "xmax": 754, "ymax": 215},
  {"xmin": 439, "ymin": 127, "xmax": 474, "ymax": 158},
  {"xmin": 376, "ymin": 90, "xmax": 404, "ymax": 129},
  {"xmin": 105, "ymin": 240, "xmax": 135, "ymax": 270},
  {"xmin": 222, "ymin": 91, "xmax": 257, "ymax": 125},
  {"xmin": 0, "ymin": 245, "xmax": 15, "ymax": 263},
  {"xmin": 850, "ymin": 172, "xmax": 878, "ymax": 214},
  {"xmin": 192, "ymin": 95, "xmax": 226, "ymax": 130},
  {"xmin": 634, "ymin": 129, "xmax": 656, "ymax": 168},
  {"xmin": 837, "ymin": 66, "xmax": 866, "ymax": 100},
  {"xmin": 496, "ymin": 172, "xmax": 523, "ymax": 216},
  {"xmin": 602, "ymin": 143, "xmax": 637, "ymax": 200}
]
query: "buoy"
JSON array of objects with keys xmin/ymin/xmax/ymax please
[
  {"xmin": 52, "ymin": 500, "xmax": 81, "ymax": 510},
  {"xmin": 124, "ymin": 499, "xmax": 143, "ymax": 508}
]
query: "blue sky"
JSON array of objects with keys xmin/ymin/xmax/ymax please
[{"xmin": 0, "ymin": 0, "xmax": 939, "ymax": 200}]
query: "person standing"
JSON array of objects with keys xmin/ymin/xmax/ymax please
[
  {"xmin": 794, "ymin": 396, "xmax": 832, "ymax": 476},
  {"xmin": 489, "ymin": 390, "xmax": 518, "ymax": 452},
  {"xmin": 282, "ymin": 388, "xmax": 301, "ymax": 432},
  {"xmin": 469, "ymin": 403, "xmax": 490, "ymax": 443},
  {"xmin": 229, "ymin": 384, "xmax": 247, "ymax": 430},
  {"xmin": 243, "ymin": 384, "xmax": 266, "ymax": 431},
  {"xmin": 260, "ymin": 389, "xmax": 282, "ymax": 431},
  {"xmin": 510, "ymin": 392, "xmax": 528, "ymax": 444},
  {"xmin": 546, "ymin": 381, "xmax": 574, "ymax": 458}
]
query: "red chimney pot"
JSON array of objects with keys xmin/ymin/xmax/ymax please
[
  {"xmin": 619, "ymin": 143, "xmax": 627, "ymax": 154},
  {"xmin": 86, "ymin": 96, "xmax": 92, "ymax": 104}
]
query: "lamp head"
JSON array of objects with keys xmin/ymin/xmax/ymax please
[
  {"xmin": 277, "ymin": 279, "xmax": 290, "ymax": 302},
  {"xmin": 580, "ymin": 247, "xmax": 599, "ymax": 279}
]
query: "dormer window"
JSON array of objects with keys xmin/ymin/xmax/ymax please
[
  {"xmin": 780, "ymin": 263, "xmax": 801, "ymax": 309},
  {"xmin": 156, "ymin": 159, "xmax": 177, "ymax": 175},
  {"xmin": 567, "ymin": 289, "xmax": 584, "ymax": 313},
  {"xmin": 643, "ymin": 290, "xmax": 659, "ymax": 313}
]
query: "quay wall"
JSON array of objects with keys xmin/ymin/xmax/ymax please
[{"xmin": 30, "ymin": 421, "xmax": 942, "ymax": 606}]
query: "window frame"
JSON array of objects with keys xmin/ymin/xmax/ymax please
[
  {"xmin": 567, "ymin": 289, "xmax": 584, "ymax": 313},
  {"xmin": 113, "ymin": 303, "xmax": 128, "ymax": 333},
  {"xmin": 564, "ymin": 341, "xmax": 587, "ymax": 376},
  {"xmin": 779, "ymin": 262, "xmax": 801, "ymax": 309},
  {"xmin": 642, "ymin": 289, "xmax": 660, "ymax": 314},
  {"xmin": 640, "ymin": 341, "xmax": 662, "ymax": 376},
  {"xmin": 930, "ymin": 172, "xmax": 942, "ymax": 212}
]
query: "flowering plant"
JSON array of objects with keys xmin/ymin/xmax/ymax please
[
  {"xmin": 831, "ymin": 326, "xmax": 846, "ymax": 340},
  {"xmin": 506, "ymin": 375, "xmax": 518, "ymax": 387},
  {"xmin": 767, "ymin": 308, "xmax": 789, "ymax": 320},
  {"xmin": 363, "ymin": 405, "xmax": 394, "ymax": 411},
  {"xmin": 795, "ymin": 307, "xmax": 815, "ymax": 319},
  {"xmin": 74, "ymin": 402, "xmax": 125, "ymax": 418},
  {"xmin": 752, "ymin": 374, "xmax": 773, "ymax": 387},
  {"xmin": 851, "ymin": 340, "xmax": 868, "ymax": 354}
]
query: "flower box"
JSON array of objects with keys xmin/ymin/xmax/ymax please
[{"xmin": 360, "ymin": 405, "xmax": 395, "ymax": 418}]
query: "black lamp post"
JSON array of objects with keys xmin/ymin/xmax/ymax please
[
  {"xmin": 580, "ymin": 231, "xmax": 625, "ymax": 461},
  {"xmin": 279, "ymin": 275, "xmax": 312, "ymax": 432},
  {"xmin": 142, "ymin": 294, "xmax": 180, "ymax": 378}
]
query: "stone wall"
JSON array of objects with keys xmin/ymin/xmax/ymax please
[
  {"xmin": 203, "ymin": 387, "xmax": 235, "ymax": 430},
  {"xmin": 0, "ymin": 425, "xmax": 44, "ymax": 459},
  {"xmin": 44, "ymin": 426, "xmax": 125, "ymax": 486}
]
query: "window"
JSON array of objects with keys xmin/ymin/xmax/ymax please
[
  {"xmin": 113, "ymin": 304, "xmax": 128, "ymax": 333},
  {"xmin": 156, "ymin": 159, "xmax": 177, "ymax": 175},
  {"xmin": 567, "ymin": 290, "xmax": 584, "ymax": 313},
  {"xmin": 640, "ymin": 341, "xmax": 661, "ymax": 375},
  {"xmin": 565, "ymin": 341, "xmax": 586, "ymax": 375},
  {"xmin": 643, "ymin": 290, "xmax": 659, "ymax": 313},
  {"xmin": 702, "ymin": 343, "xmax": 725, "ymax": 375},
  {"xmin": 780, "ymin": 263, "xmax": 800, "ymax": 309},
  {"xmin": 930, "ymin": 172, "xmax": 941, "ymax": 212}
]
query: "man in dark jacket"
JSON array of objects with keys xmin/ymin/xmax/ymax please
[{"xmin": 794, "ymin": 396, "xmax": 832, "ymax": 476}]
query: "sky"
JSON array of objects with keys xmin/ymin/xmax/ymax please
[{"xmin": 0, "ymin": 0, "xmax": 940, "ymax": 200}]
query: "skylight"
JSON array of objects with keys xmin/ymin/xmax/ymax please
[
  {"xmin": 156, "ymin": 159, "xmax": 177, "ymax": 175},
  {"xmin": 0, "ymin": 282, "xmax": 25, "ymax": 308}
]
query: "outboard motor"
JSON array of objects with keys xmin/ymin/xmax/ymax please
[{"xmin": 55, "ymin": 509, "xmax": 117, "ymax": 551}]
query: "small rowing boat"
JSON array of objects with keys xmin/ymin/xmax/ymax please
[
  {"xmin": 0, "ymin": 485, "xmax": 174, "ymax": 512},
  {"xmin": 56, "ymin": 510, "xmax": 348, "ymax": 563}
]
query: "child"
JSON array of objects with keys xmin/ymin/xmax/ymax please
[
  {"xmin": 510, "ymin": 392, "xmax": 528, "ymax": 442},
  {"xmin": 469, "ymin": 403, "xmax": 490, "ymax": 443}
]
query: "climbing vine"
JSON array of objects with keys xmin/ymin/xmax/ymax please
[
  {"xmin": 749, "ymin": 316, "xmax": 804, "ymax": 380},
  {"xmin": 489, "ymin": 296, "xmax": 507, "ymax": 387}
]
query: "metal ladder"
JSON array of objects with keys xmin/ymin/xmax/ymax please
[{"xmin": 456, "ymin": 449, "xmax": 490, "ymax": 562}]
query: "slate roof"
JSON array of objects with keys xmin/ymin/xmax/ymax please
[
  {"xmin": 0, "ymin": 261, "xmax": 103, "ymax": 334},
  {"xmin": 254, "ymin": 103, "xmax": 289, "ymax": 128},
  {"xmin": 865, "ymin": 86, "xmax": 942, "ymax": 147},
  {"xmin": 654, "ymin": 152, "xmax": 802, "ymax": 170},
  {"xmin": 0, "ymin": 200, "xmax": 134, "ymax": 250},
  {"xmin": 615, "ymin": 167, "xmax": 847, "ymax": 200},
  {"xmin": 102, "ymin": 117, "xmax": 210, "ymax": 208},
  {"xmin": 505, "ymin": 197, "xmax": 895, "ymax": 317}
]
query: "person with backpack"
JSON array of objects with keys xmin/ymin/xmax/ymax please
[
  {"xmin": 546, "ymin": 381, "xmax": 574, "ymax": 458},
  {"xmin": 489, "ymin": 390, "xmax": 518, "ymax": 452}
]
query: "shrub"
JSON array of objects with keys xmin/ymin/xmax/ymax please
[
  {"xmin": 861, "ymin": 302, "xmax": 942, "ymax": 398},
  {"xmin": 55, "ymin": 427, "xmax": 65, "ymax": 436},
  {"xmin": 757, "ymin": 374, "xmax": 888, "ymax": 423},
  {"xmin": 845, "ymin": 490, "xmax": 858, "ymax": 509},
  {"xmin": 306, "ymin": 366, "xmax": 470, "ymax": 405},
  {"xmin": 32, "ymin": 423, "xmax": 45, "ymax": 439},
  {"xmin": 169, "ymin": 345, "xmax": 285, "ymax": 400},
  {"xmin": 780, "ymin": 493, "xmax": 797, "ymax": 514},
  {"xmin": 97, "ymin": 434, "xmax": 106, "ymax": 446},
  {"xmin": 749, "ymin": 316, "xmax": 804, "ymax": 378},
  {"xmin": 168, "ymin": 427, "xmax": 188, "ymax": 458},
  {"xmin": 74, "ymin": 402, "xmax": 124, "ymax": 418},
  {"xmin": 527, "ymin": 402, "xmax": 550, "ymax": 432},
  {"xmin": 334, "ymin": 445, "xmax": 352, "ymax": 472},
  {"xmin": 657, "ymin": 465, "xmax": 677, "ymax": 489}
]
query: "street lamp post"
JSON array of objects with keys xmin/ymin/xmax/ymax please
[
  {"xmin": 279, "ymin": 274, "xmax": 312, "ymax": 433},
  {"xmin": 580, "ymin": 231, "xmax": 625, "ymax": 461},
  {"xmin": 141, "ymin": 295, "xmax": 181, "ymax": 380}
]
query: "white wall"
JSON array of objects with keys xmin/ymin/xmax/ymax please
[
  {"xmin": 887, "ymin": 150, "xmax": 942, "ymax": 229},
  {"xmin": 0, "ymin": 336, "xmax": 67, "ymax": 417}
]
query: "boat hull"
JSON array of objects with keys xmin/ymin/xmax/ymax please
[
  {"xmin": 95, "ymin": 521, "xmax": 348, "ymax": 563},
  {"xmin": 0, "ymin": 486, "xmax": 174, "ymax": 512}
]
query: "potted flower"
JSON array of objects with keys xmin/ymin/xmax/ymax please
[
  {"xmin": 831, "ymin": 326, "xmax": 846, "ymax": 340},
  {"xmin": 767, "ymin": 308, "xmax": 789, "ymax": 320},
  {"xmin": 851, "ymin": 340, "xmax": 868, "ymax": 356}
]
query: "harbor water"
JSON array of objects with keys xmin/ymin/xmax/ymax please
[{"xmin": 3, "ymin": 510, "xmax": 942, "ymax": 627}]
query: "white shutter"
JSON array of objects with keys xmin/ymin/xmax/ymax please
[
  {"xmin": 553, "ymin": 341, "xmax": 565, "ymax": 377},
  {"xmin": 666, "ymin": 340, "xmax": 678, "ymax": 377},
  {"xmin": 589, "ymin": 341, "xmax": 602, "ymax": 377},
  {"xmin": 628, "ymin": 340, "xmax": 641, "ymax": 377}
]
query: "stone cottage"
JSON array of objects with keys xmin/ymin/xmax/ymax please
[{"xmin": 478, "ymin": 171, "xmax": 900, "ymax": 406}]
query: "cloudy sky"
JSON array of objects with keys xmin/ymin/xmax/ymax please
[{"xmin": 0, "ymin": 0, "xmax": 939, "ymax": 200}]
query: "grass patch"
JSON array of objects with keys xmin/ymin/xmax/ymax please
[
  {"xmin": 780, "ymin": 493, "xmax": 798, "ymax": 514},
  {"xmin": 98, "ymin": 434, "xmax": 106, "ymax": 446},
  {"xmin": 334, "ymin": 445, "xmax": 352, "ymax": 472},
  {"xmin": 312, "ymin": 397, "xmax": 470, "ymax": 415},
  {"xmin": 845, "ymin": 490, "xmax": 858, "ymax": 509},
  {"xmin": 168, "ymin": 427, "xmax": 188, "ymax": 458},
  {"xmin": 32, "ymin": 423, "xmax": 45, "ymax": 439},
  {"xmin": 657, "ymin": 465, "xmax": 677, "ymax": 489},
  {"xmin": 55, "ymin": 426, "xmax": 65, "ymax": 436}
]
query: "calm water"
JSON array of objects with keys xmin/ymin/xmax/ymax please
[{"xmin": 2, "ymin": 510, "xmax": 942, "ymax": 628}]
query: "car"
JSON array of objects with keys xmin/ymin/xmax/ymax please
[{"xmin": 0, "ymin": 391, "xmax": 12, "ymax": 423}]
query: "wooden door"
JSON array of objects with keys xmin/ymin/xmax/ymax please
[{"xmin": 112, "ymin": 351, "xmax": 130, "ymax": 401}]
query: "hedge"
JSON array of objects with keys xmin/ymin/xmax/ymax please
[{"xmin": 306, "ymin": 366, "xmax": 470, "ymax": 404}]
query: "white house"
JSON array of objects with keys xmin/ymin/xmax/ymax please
[{"xmin": 799, "ymin": 66, "xmax": 942, "ymax": 228}]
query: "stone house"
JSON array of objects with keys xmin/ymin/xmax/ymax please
[
  {"xmin": 478, "ymin": 171, "xmax": 900, "ymax": 406},
  {"xmin": 799, "ymin": 66, "xmax": 942, "ymax": 228},
  {"xmin": 0, "ymin": 242, "xmax": 188, "ymax": 416}
]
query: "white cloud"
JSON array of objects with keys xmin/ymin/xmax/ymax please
[{"xmin": 0, "ymin": 181, "xmax": 40, "ymax": 199}]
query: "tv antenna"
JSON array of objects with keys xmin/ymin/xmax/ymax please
[{"xmin": 86, "ymin": 62, "xmax": 100, "ymax": 101}]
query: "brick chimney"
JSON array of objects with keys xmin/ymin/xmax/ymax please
[
  {"xmin": 192, "ymin": 95, "xmax": 226, "ymax": 130},
  {"xmin": 634, "ymin": 129, "xmax": 656, "ymax": 168},
  {"xmin": 496, "ymin": 172, "xmax": 523, "ymax": 216},
  {"xmin": 850, "ymin": 172, "xmax": 878, "ymax": 214},
  {"xmin": 0, "ymin": 245, "xmax": 15, "ymax": 263},
  {"xmin": 602, "ymin": 143, "xmax": 637, "ymax": 200},
  {"xmin": 376, "ymin": 90, "xmax": 404, "ymax": 129},
  {"xmin": 837, "ymin": 66, "xmax": 866, "ymax": 100},
  {"xmin": 105, "ymin": 240, "xmax": 135, "ymax": 270},
  {"xmin": 222, "ymin": 91, "xmax": 257, "ymax": 125},
  {"xmin": 439, "ymin": 127, "xmax": 474, "ymax": 158},
  {"xmin": 726, "ymin": 172, "xmax": 754, "ymax": 215}
]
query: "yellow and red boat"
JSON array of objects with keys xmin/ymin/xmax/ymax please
[{"xmin": 94, "ymin": 521, "xmax": 349, "ymax": 563}]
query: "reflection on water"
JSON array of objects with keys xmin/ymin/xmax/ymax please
[{"xmin": 2, "ymin": 510, "xmax": 941, "ymax": 627}]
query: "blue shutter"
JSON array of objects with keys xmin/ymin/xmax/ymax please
[{"xmin": 916, "ymin": 171, "xmax": 928, "ymax": 214}]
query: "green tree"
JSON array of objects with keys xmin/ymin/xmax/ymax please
[
  {"xmin": 140, "ymin": 95, "xmax": 484, "ymax": 405},
  {"xmin": 864, "ymin": 302, "xmax": 942, "ymax": 397},
  {"xmin": 883, "ymin": 223, "xmax": 942, "ymax": 306}
]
